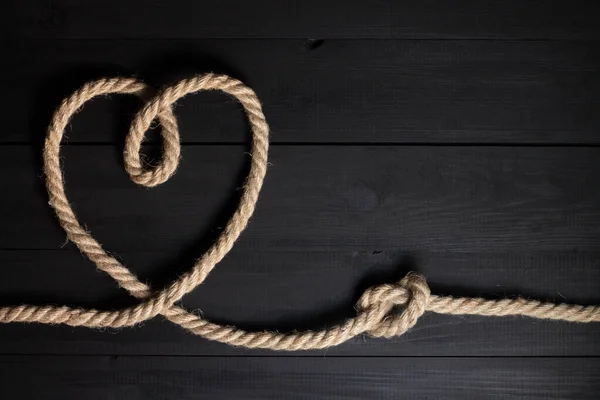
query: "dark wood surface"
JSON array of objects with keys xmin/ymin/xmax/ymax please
[
  {"xmin": 1, "ymin": 1, "xmax": 599, "ymax": 398},
  {"xmin": 8, "ymin": 0, "xmax": 600, "ymax": 40},
  {"xmin": 5, "ymin": 39, "xmax": 600, "ymax": 144},
  {"xmin": 1, "ymin": 356, "xmax": 598, "ymax": 400}
]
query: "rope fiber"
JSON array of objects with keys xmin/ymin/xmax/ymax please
[{"xmin": 1, "ymin": 73, "xmax": 598, "ymax": 350}]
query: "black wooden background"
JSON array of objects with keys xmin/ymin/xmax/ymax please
[{"xmin": 1, "ymin": 1, "xmax": 599, "ymax": 398}]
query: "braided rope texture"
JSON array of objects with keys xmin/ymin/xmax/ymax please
[{"xmin": 0, "ymin": 73, "xmax": 598, "ymax": 351}]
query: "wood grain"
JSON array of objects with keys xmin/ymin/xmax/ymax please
[
  {"xmin": 8, "ymin": 0, "xmax": 600, "ymax": 40},
  {"xmin": 0, "ymin": 356, "xmax": 598, "ymax": 399},
  {"xmin": 3, "ymin": 146, "xmax": 600, "ymax": 251},
  {"xmin": 5, "ymin": 40, "xmax": 600, "ymax": 144}
]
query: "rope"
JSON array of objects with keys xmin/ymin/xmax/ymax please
[{"xmin": 0, "ymin": 73, "xmax": 598, "ymax": 351}]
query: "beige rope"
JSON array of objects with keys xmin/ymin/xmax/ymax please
[{"xmin": 0, "ymin": 73, "xmax": 598, "ymax": 350}]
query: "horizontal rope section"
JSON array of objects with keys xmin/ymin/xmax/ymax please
[{"xmin": 0, "ymin": 73, "xmax": 598, "ymax": 350}]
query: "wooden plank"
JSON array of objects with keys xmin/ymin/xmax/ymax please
[
  {"xmin": 0, "ymin": 356, "xmax": 598, "ymax": 399},
  {"xmin": 8, "ymin": 0, "xmax": 600, "ymax": 40},
  {"xmin": 0, "ymin": 145, "xmax": 598, "ymax": 356},
  {"xmin": 5, "ymin": 39, "xmax": 600, "ymax": 144},
  {"xmin": 3, "ymin": 145, "xmax": 600, "ymax": 251}
]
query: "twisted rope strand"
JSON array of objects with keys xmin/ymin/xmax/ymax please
[{"xmin": 0, "ymin": 73, "xmax": 598, "ymax": 350}]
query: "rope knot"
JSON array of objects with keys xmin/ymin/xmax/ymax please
[{"xmin": 356, "ymin": 273, "xmax": 430, "ymax": 338}]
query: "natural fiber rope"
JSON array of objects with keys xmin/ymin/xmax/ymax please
[{"xmin": 0, "ymin": 73, "xmax": 598, "ymax": 350}]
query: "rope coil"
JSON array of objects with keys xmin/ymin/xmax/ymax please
[{"xmin": 0, "ymin": 73, "xmax": 598, "ymax": 350}]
